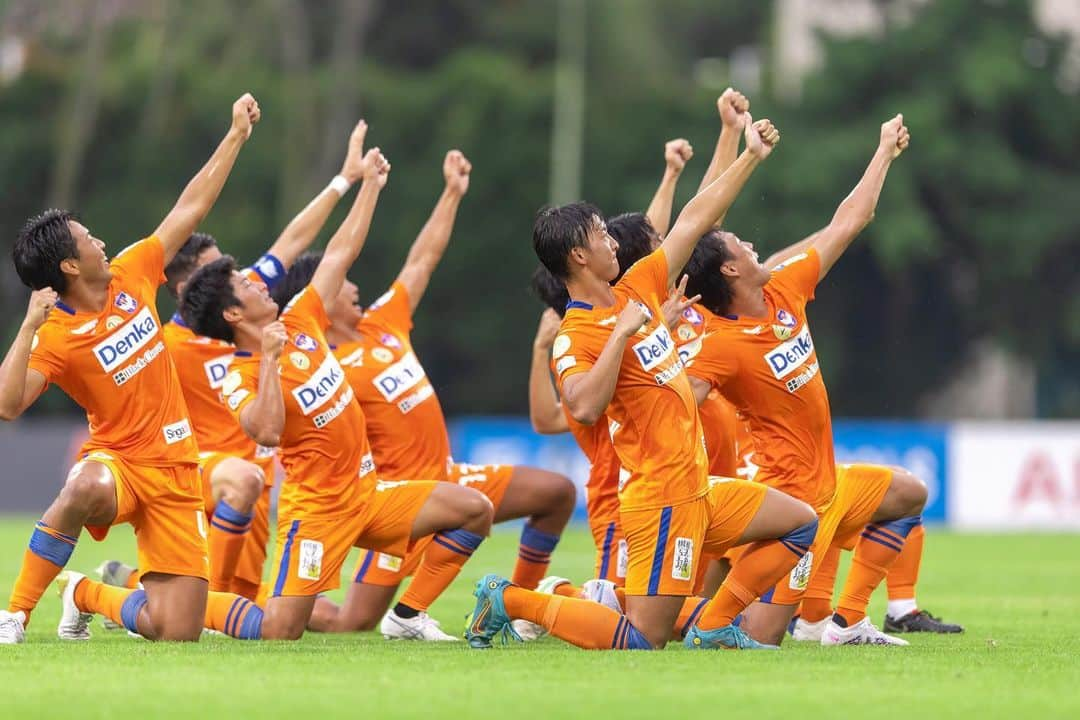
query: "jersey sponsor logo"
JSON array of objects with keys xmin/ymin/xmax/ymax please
[
  {"xmin": 397, "ymin": 383, "xmax": 435, "ymax": 414},
  {"xmin": 631, "ymin": 324, "xmax": 675, "ymax": 372},
  {"xmin": 297, "ymin": 539, "xmax": 324, "ymax": 580},
  {"xmin": 380, "ymin": 333, "xmax": 402, "ymax": 350},
  {"xmin": 162, "ymin": 418, "xmax": 192, "ymax": 445},
  {"xmin": 672, "ymin": 537, "xmax": 694, "ymax": 581},
  {"xmin": 377, "ymin": 553, "xmax": 403, "ymax": 572},
  {"xmin": 555, "ymin": 355, "xmax": 577, "ymax": 375},
  {"xmin": 372, "ymin": 352, "xmax": 426, "ymax": 402},
  {"xmin": 255, "ymin": 444, "xmax": 275, "ymax": 459},
  {"xmin": 312, "ymin": 385, "xmax": 353, "ymax": 429},
  {"xmin": 552, "ymin": 334, "xmax": 571, "ymax": 359},
  {"xmin": 771, "ymin": 252, "xmax": 808, "ymax": 272},
  {"xmin": 93, "ymin": 306, "xmax": 159, "ymax": 373},
  {"xmin": 763, "ymin": 324, "xmax": 814, "ymax": 380},
  {"xmin": 114, "ymin": 292, "xmax": 138, "ymax": 313},
  {"xmin": 337, "ymin": 347, "xmax": 364, "ymax": 367},
  {"xmin": 111, "ymin": 340, "xmax": 165, "ymax": 386},
  {"xmin": 71, "ymin": 320, "xmax": 98, "ymax": 335},
  {"xmin": 359, "ymin": 454, "xmax": 376, "ymax": 477},
  {"xmin": 616, "ymin": 539, "xmax": 628, "ymax": 578},
  {"xmin": 371, "ymin": 347, "xmax": 393, "ymax": 364},
  {"xmin": 682, "ymin": 306, "xmax": 703, "ymax": 325},
  {"xmin": 653, "ymin": 359, "xmax": 684, "ymax": 386},
  {"xmin": 776, "ymin": 308, "xmax": 797, "ymax": 328},
  {"xmin": 289, "ymin": 351, "xmax": 310, "ymax": 370},
  {"xmin": 292, "ymin": 354, "xmax": 347, "ymax": 415},
  {"xmin": 789, "ymin": 551, "xmax": 813, "ymax": 590},
  {"xmin": 227, "ymin": 389, "xmax": 250, "ymax": 410},
  {"xmin": 293, "ymin": 333, "xmax": 318, "ymax": 352},
  {"xmin": 785, "ymin": 360, "xmax": 819, "ymax": 393},
  {"xmin": 203, "ymin": 353, "xmax": 235, "ymax": 390},
  {"xmin": 676, "ymin": 323, "xmax": 695, "ymax": 341}
]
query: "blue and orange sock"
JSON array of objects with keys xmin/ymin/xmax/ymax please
[
  {"xmin": 502, "ymin": 586, "xmax": 652, "ymax": 650},
  {"xmin": 511, "ymin": 524, "xmax": 561, "ymax": 590},
  {"xmin": 208, "ymin": 500, "xmax": 253, "ymax": 593},
  {"xmin": 205, "ymin": 590, "xmax": 263, "ymax": 639},
  {"xmin": 799, "ymin": 544, "xmax": 842, "ymax": 622},
  {"xmin": 834, "ymin": 516, "xmax": 921, "ymax": 627},
  {"xmin": 7, "ymin": 521, "xmax": 78, "ymax": 623},
  {"xmin": 397, "ymin": 529, "xmax": 484, "ymax": 615}
]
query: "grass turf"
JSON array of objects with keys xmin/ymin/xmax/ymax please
[{"xmin": 0, "ymin": 517, "xmax": 1077, "ymax": 719}]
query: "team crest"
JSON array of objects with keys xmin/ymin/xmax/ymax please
[
  {"xmin": 776, "ymin": 309, "xmax": 797, "ymax": 328},
  {"xmin": 371, "ymin": 347, "xmax": 394, "ymax": 364},
  {"xmin": 676, "ymin": 324, "xmax": 695, "ymax": 341},
  {"xmin": 114, "ymin": 292, "xmax": 137, "ymax": 313},
  {"xmin": 289, "ymin": 351, "xmax": 311, "ymax": 370},
  {"xmin": 293, "ymin": 333, "xmax": 318, "ymax": 352},
  {"xmin": 380, "ymin": 333, "xmax": 402, "ymax": 350},
  {"xmin": 772, "ymin": 324, "xmax": 793, "ymax": 340},
  {"xmin": 105, "ymin": 315, "xmax": 124, "ymax": 330},
  {"xmin": 682, "ymin": 306, "xmax": 703, "ymax": 325}
]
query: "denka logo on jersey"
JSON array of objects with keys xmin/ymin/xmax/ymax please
[
  {"xmin": 92, "ymin": 306, "xmax": 159, "ymax": 373},
  {"xmin": 632, "ymin": 324, "xmax": 675, "ymax": 372},
  {"xmin": 294, "ymin": 333, "xmax": 319, "ymax": 352},
  {"xmin": 764, "ymin": 324, "xmax": 814, "ymax": 380},
  {"xmin": 291, "ymin": 354, "xmax": 346, "ymax": 415},
  {"xmin": 203, "ymin": 353, "xmax": 234, "ymax": 390},
  {"xmin": 114, "ymin": 292, "xmax": 138, "ymax": 313},
  {"xmin": 373, "ymin": 352, "xmax": 426, "ymax": 402}
]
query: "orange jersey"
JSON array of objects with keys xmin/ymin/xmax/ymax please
[
  {"xmin": 552, "ymin": 248, "xmax": 708, "ymax": 512},
  {"xmin": 162, "ymin": 256, "xmax": 284, "ymax": 463},
  {"xmin": 686, "ymin": 249, "xmax": 836, "ymax": 510},
  {"xmin": 333, "ymin": 282, "xmax": 451, "ymax": 481},
  {"xmin": 225, "ymin": 285, "xmax": 374, "ymax": 517},
  {"xmin": 28, "ymin": 236, "xmax": 198, "ymax": 466},
  {"xmin": 563, "ymin": 408, "xmax": 621, "ymax": 525}
]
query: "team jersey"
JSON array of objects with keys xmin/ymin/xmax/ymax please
[
  {"xmin": 163, "ymin": 254, "xmax": 284, "ymax": 463},
  {"xmin": 333, "ymin": 281, "xmax": 452, "ymax": 481},
  {"xmin": 552, "ymin": 248, "xmax": 709, "ymax": 512},
  {"xmin": 28, "ymin": 236, "xmax": 198, "ymax": 466},
  {"xmin": 224, "ymin": 285, "xmax": 373, "ymax": 517},
  {"xmin": 563, "ymin": 408, "xmax": 622, "ymax": 525},
  {"xmin": 686, "ymin": 248, "xmax": 836, "ymax": 510}
]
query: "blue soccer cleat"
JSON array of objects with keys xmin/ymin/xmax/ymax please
[
  {"xmin": 684, "ymin": 623, "xmax": 779, "ymax": 650},
  {"xmin": 464, "ymin": 574, "xmax": 522, "ymax": 649}
]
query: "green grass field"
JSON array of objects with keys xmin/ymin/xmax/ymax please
[{"xmin": 0, "ymin": 518, "xmax": 1077, "ymax": 719}]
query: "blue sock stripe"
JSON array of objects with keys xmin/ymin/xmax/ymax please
[
  {"xmin": 859, "ymin": 532, "xmax": 903, "ymax": 553},
  {"xmin": 874, "ymin": 516, "xmax": 921, "ymax": 539},
  {"xmin": 231, "ymin": 600, "xmax": 255, "ymax": 637},
  {"xmin": 647, "ymin": 507, "xmax": 673, "ymax": 596},
  {"xmin": 237, "ymin": 604, "xmax": 263, "ymax": 640},
  {"xmin": 439, "ymin": 528, "xmax": 484, "ymax": 552},
  {"xmin": 779, "ymin": 539, "xmax": 809, "ymax": 557},
  {"xmin": 272, "ymin": 520, "xmax": 301, "ymax": 598},
  {"xmin": 210, "ymin": 519, "xmax": 251, "ymax": 535},
  {"xmin": 598, "ymin": 522, "xmax": 616, "ymax": 580},
  {"xmin": 759, "ymin": 586, "xmax": 776, "ymax": 604},
  {"xmin": 432, "ymin": 536, "xmax": 473, "ymax": 557},
  {"xmin": 518, "ymin": 548, "xmax": 551, "ymax": 562},
  {"xmin": 34, "ymin": 521, "xmax": 78, "ymax": 545},
  {"xmin": 224, "ymin": 598, "xmax": 244, "ymax": 636},
  {"xmin": 120, "ymin": 589, "xmax": 148, "ymax": 634},
  {"xmin": 354, "ymin": 550, "xmax": 376, "ymax": 583},
  {"xmin": 213, "ymin": 499, "xmax": 254, "ymax": 526},
  {"xmin": 680, "ymin": 598, "xmax": 710, "ymax": 638},
  {"xmin": 863, "ymin": 524, "xmax": 904, "ymax": 543},
  {"xmin": 623, "ymin": 623, "xmax": 653, "ymax": 650},
  {"xmin": 611, "ymin": 617, "xmax": 626, "ymax": 648},
  {"xmin": 780, "ymin": 517, "xmax": 819, "ymax": 548},
  {"xmin": 618, "ymin": 621, "xmax": 631, "ymax": 649},
  {"xmin": 519, "ymin": 524, "xmax": 560, "ymax": 554},
  {"xmin": 28, "ymin": 527, "xmax": 76, "ymax": 566}
]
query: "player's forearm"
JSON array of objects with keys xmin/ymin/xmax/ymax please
[
  {"xmin": 0, "ymin": 325, "xmax": 37, "ymax": 420},
  {"xmin": 563, "ymin": 334, "xmax": 630, "ymax": 426},
  {"xmin": 529, "ymin": 346, "xmax": 568, "ymax": 434},
  {"xmin": 266, "ymin": 183, "xmax": 346, "ymax": 269},
  {"xmin": 764, "ymin": 234, "xmax": 819, "ymax": 271},
  {"xmin": 398, "ymin": 187, "xmax": 462, "ymax": 309},
  {"xmin": 696, "ymin": 124, "xmax": 740, "ymax": 195},
  {"xmin": 313, "ymin": 179, "xmax": 383, "ymax": 302},
  {"xmin": 242, "ymin": 359, "xmax": 285, "ymax": 446},
  {"xmin": 831, "ymin": 146, "xmax": 894, "ymax": 233},
  {"xmin": 645, "ymin": 168, "xmax": 680, "ymax": 238}
]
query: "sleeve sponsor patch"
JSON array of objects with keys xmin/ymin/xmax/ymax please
[
  {"xmin": 552, "ymin": 334, "xmax": 571, "ymax": 359},
  {"xmin": 555, "ymin": 355, "xmax": 577, "ymax": 375}
]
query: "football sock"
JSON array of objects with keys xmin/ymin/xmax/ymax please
[
  {"xmin": 397, "ymin": 529, "xmax": 484, "ymax": 613},
  {"xmin": 205, "ymin": 590, "xmax": 263, "ymax": 639},
  {"xmin": 552, "ymin": 582, "xmax": 581, "ymax": 598},
  {"xmin": 833, "ymin": 517, "xmax": 920, "ymax": 627},
  {"xmin": 74, "ymin": 577, "xmax": 138, "ymax": 631},
  {"xmin": 799, "ymin": 544, "xmax": 841, "ymax": 622},
  {"xmin": 207, "ymin": 499, "xmax": 253, "ymax": 593},
  {"xmin": 886, "ymin": 518, "xmax": 924, "ymax": 618},
  {"xmin": 7, "ymin": 521, "xmax": 77, "ymax": 623},
  {"xmin": 502, "ymin": 586, "xmax": 651, "ymax": 650},
  {"xmin": 673, "ymin": 596, "xmax": 709, "ymax": 640},
  {"xmin": 512, "ymin": 524, "xmax": 560, "ymax": 590}
]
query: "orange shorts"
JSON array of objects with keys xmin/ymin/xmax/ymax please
[
  {"xmin": 621, "ymin": 478, "xmax": 767, "ymax": 597},
  {"xmin": 766, "ymin": 463, "xmax": 892, "ymax": 605},
  {"xmin": 270, "ymin": 479, "xmax": 437, "ymax": 597},
  {"xmin": 589, "ymin": 517, "xmax": 627, "ymax": 585},
  {"xmin": 82, "ymin": 452, "xmax": 209, "ymax": 581},
  {"xmin": 352, "ymin": 463, "xmax": 514, "ymax": 587},
  {"xmin": 198, "ymin": 451, "xmax": 275, "ymax": 515}
]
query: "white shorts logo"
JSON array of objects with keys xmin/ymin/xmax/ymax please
[
  {"xmin": 377, "ymin": 553, "xmax": 403, "ymax": 572},
  {"xmin": 616, "ymin": 539, "xmax": 628, "ymax": 579},
  {"xmin": 672, "ymin": 537, "xmax": 694, "ymax": 581},
  {"xmin": 788, "ymin": 551, "xmax": 813, "ymax": 591},
  {"xmin": 297, "ymin": 539, "xmax": 324, "ymax": 580}
]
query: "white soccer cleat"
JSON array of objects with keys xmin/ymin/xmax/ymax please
[
  {"xmin": 582, "ymin": 579, "xmax": 622, "ymax": 613},
  {"xmin": 380, "ymin": 609, "xmax": 459, "ymax": 641},
  {"xmin": 510, "ymin": 575, "xmax": 572, "ymax": 642},
  {"xmin": 56, "ymin": 571, "xmax": 93, "ymax": 641},
  {"xmin": 821, "ymin": 616, "xmax": 909, "ymax": 646},
  {"xmin": 790, "ymin": 616, "xmax": 829, "ymax": 642},
  {"xmin": 0, "ymin": 610, "xmax": 27, "ymax": 644}
]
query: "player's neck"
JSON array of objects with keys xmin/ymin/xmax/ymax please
[
  {"xmin": 325, "ymin": 320, "xmax": 360, "ymax": 346},
  {"xmin": 565, "ymin": 273, "xmax": 616, "ymax": 309},
  {"xmin": 727, "ymin": 284, "xmax": 768, "ymax": 319},
  {"xmin": 60, "ymin": 278, "xmax": 109, "ymax": 314},
  {"xmin": 232, "ymin": 323, "xmax": 263, "ymax": 354}
]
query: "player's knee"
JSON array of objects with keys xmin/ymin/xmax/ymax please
[
  {"xmin": 788, "ymin": 497, "xmax": 817, "ymax": 528},
  {"xmin": 891, "ymin": 469, "xmax": 927, "ymax": 515},
  {"xmin": 60, "ymin": 464, "xmax": 114, "ymax": 515},
  {"xmin": 459, "ymin": 488, "xmax": 494, "ymax": 527},
  {"xmin": 215, "ymin": 459, "xmax": 264, "ymax": 507}
]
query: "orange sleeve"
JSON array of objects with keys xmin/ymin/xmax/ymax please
[
  {"xmin": 110, "ymin": 236, "xmax": 166, "ymax": 289},
  {"xmin": 27, "ymin": 326, "xmax": 65, "ymax": 387},
  {"xmin": 686, "ymin": 331, "xmax": 738, "ymax": 390},
  {"xmin": 358, "ymin": 282, "xmax": 413, "ymax": 334},
  {"xmin": 768, "ymin": 247, "xmax": 821, "ymax": 303},
  {"xmin": 551, "ymin": 322, "xmax": 604, "ymax": 389},
  {"xmin": 281, "ymin": 285, "xmax": 330, "ymax": 332},
  {"xmin": 616, "ymin": 248, "xmax": 669, "ymax": 306}
]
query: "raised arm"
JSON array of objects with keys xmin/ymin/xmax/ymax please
[
  {"xmin": 309, "ymin": 147, "xmax": 390, "ymax": 305},
  {"xmin": 529, "ymin": 309, "xmax": 570, "ymax": 434},
  {"xmin": 659, "ymin": 116, "xmax": 779, "ymax": 286},
  {"xmin": 154, "ymin": 94, "xmax": 261, "ymax": 264},
  {"xmin": 264, "ymin": 120, "xmax": 369, "ymax": 269},
  {"xmin": 764, "ymin": 234, "xmax": 820, "ymax": 270},
  {"xmin": 812, "ymin": 114, "xmax": 910, "ymax": 281},
  {"xmin": 696, "ymin": 88, "xmax": 749, "ymax": 195},
  {"xmin": 0, "ymin": 289, "xmax": 52, "ymax": 420},
  {"xmin": 644, "ymin": 139, "xmax": 693, "ymax": 238},
  {"xmin": 395, "ymin": 150, "xmax": 471, "ymax": 313},
  {"xmin": 238, "ymin": 322, "xmax": 287, "ymax": 447},
  {"xmin": 560, "ymin": 303, "xmax": 647, "ymax": 426}
]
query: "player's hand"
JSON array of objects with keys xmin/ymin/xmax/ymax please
[
  {"xmin": 880, "ymin": 113, "xmax": 910, "ymax": 160},
  {"xmin": 660, "ymin": 275, "xmax": 701, "ymax": 331},
  {"xmin": 340, "ymin": 120, "xmax": 369, "ymax": 184},
  {"xmin": 444, "ymin": 150, "xmax": 472, "ymax": 197},
  {"xmin": 231, "ymin": 93, "xmax": 261, "ymax": 140},
  {"xmin": 614, "ymin": 302, "xmax": 650, "ymax": 339},
  {"xmin": 361, "ymin": 148, "xmax": 391, "ymax": 188},
  {"xmin": 261, "ymin": 321, "xmax": 288, "ymax": 359},
  {"xmin": 718, "ymin": 87, "xmax": 749, "ymax": 129},
  {"xmin": 664, "ymin": 139, "xmax": 693, "ymax": 175},
  {"xmin": 533, "ymin": 309, "xmax": 562, "ymax": 352},
  {"xmin": 24, "ymin": 287, "xmax": 58, "ymax": 330},
  {"xmin": 744, "ymin": 114, "xmax": 780, "ymax": 160}
]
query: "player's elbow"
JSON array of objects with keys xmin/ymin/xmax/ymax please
[
  {"xmin": 251, "ymin": 429, "xmax": 281, "ymax": 448},
  {"xmin": 531, "ymin": 412, "xmax": 565, "ymax": 435},
  {"xmin": 0, "ymin": 407, "xmax": 18, "ymax": 422},
  {"xmin": 566, "ymin": 402, "xmax": 599, "ymax": 426}
]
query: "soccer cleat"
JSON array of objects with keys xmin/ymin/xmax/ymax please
[
  {"xmin": 380, "ymin": 609, "xmax": 459, "ymax": 642},
  {"xmin": 96, "ymin": 560, "xmax": 136, "ymax": 631},
  {"xmin": 884, "ymin": 609, "xmax": 964, "ymax": 634},
  {"xmin": 0, "ymin": 610, "xmax": 27, "ymax": 644},
  {"xmin": 582, "ymin": 578, "xmax": 622, "ymax": 613},
  {"xmin": 464, "ymin": 574, "xmax": 520, "ymax": 649},
  {"xmin": 56, "ymin": 571, "xmax": 93, "ymax": 641},
  {"xmin": 685, "ymin": 623, "xmax": 779, "ymax": 650},
  {"xmin": 789, "ymin": 615, "xmax": 830, "ymax": 642},
  {"xmin": 821, "ymin": 617, "xmax": 908, "ymax": 646}
]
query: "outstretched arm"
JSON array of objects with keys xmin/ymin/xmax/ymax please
[
  {"xmin": 264, "ymin": 121, "xmax": 369, "ymax": 270},
  {"xmin": 529, "ymin": 309, "xmax": 570, "ymax": 434},
  {"xmin": 395, "ymin": 150, "xmax": 472, "ymax": 313},
  {"xmin": 696, "ymin": 88, "xmax": 749, "ymax": 199},
  {"xmin": 309, "ymin": 147, "xmax": 391, "ymax": 306},
  {"xmin": 659, "ymin": 116, "xmax": 780, "ymax": 287},
  {"xmin": 764, "ymin": 234, "xmax": 820, "ymax": 270},
  {"xmin": 0, "ymin": 289, "xmax": 53, "ymax": 420},
  {"xmin": 645, "ymin": 139, "xmax": 693, "ymax": 238},
  {"xmin": 812, "ymin": 114, "xmax": 910, "ymax": 281},
  {"xmin": 154, "ymin": 94, "xmax": 261, "ymax": 264}
]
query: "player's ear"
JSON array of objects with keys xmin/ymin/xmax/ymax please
[
  {"xmin": 60, "ymin": 257, "xmax": 80, "ymax": 278},
  {"xmin": 223, "ymin": 305, "xmax": 244, "ymax": 324},
  {"xmin": 569, "ymin": 246, "xmax": 587, "ymax": 268},
  {"xmin": 719, "ymin": 260, "xmax": 739, "ymax": 278}
]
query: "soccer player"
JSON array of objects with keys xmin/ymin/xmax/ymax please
[
  {"xmin": 468, "ymin": 115, "xmax": 822, "ymax": 652},
  {"xmin": 682, "ymin": 114, "xmax": 929, "ymax": 646},
  {"xmin": 181, "ymin": 142, "xmax": 494, "ymax": 640},
  {"xmin": 0, "ymin": 94, "xmax": 268, "ymax": 644}
]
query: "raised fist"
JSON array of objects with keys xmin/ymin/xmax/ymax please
[
  {"xmin": 444, "ymin": 150, "xmax": 472, "ymax": 196},
  {"xmin": 614, "ymin": 302, "xmax": 650, "ymax": 339},
  {"xmin": 232, "ymin": 93, "xmax": 261, "ymax": 140},
  {"xmin": 718, "ymin": 88, "xmax": 749, "ymax": 129},
  {"xmin": 340, "ymin": 120, "xmax": 369, "ymax": 184},
  {"xmin": 533, "ymin": 308, "xmax": 562, "ymax": 351},
  {"xmin": 664, "ymin": 139, "xmax": 693, "ymax": 175},
  {"xmin": 880, "ymin": 114, "xmax": 910, "ymax": 160},
  {"xmin": 743, "ymin": 114, "xmax": 780, "ymax": 160},
  {"xmin": 361, "ymin": 148, "xmax": 391, "ymax": 188},
  {"xmin": 261, "ymin": 321, "xmax": 288, "ymax": 358},
  {"xmin": 24, "ymin": 287, "xmax": 58, "ymax": 330}
]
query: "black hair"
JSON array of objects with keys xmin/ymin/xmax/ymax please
[
  {"xmin": 13, "ymin": 209, "xmax": 79, "ymax": 292},
  {"xmin": 180, "ymin": 256, "xmax": 241, "ymax": 343},
  {"xmin": 532, "ymin": 202, "xmax": 603, "ymax": 280},
  {"xmin": 530, "ymin": 264, "xmax": 570, "ymax": 318},
  {"xmin": 606, "ymin": 212, "xmax": 659, "ymax": 282},
  {"xmin": 164, "ymin": 233, "xmax": 218, "ymax": 298},
  {"xmin": 683, "ymin": 230, "xmax": 736, "ymax": 317},
  {"xmin": 271, "ymin": 252, "xmax": 321, "ymax": 312}
]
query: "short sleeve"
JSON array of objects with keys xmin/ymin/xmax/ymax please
[
  {"xmin": 281, "ymin": 285, "xmax": 330, "ymax": 332},
  {"xmin": 27, "ymin": 326, "xmax": 65, "ymax": 386},
  {"xmin": 245, "ymin": 253, "xmax": 287, "ymax": 290},
  {"xmin": 222, "ymin": 363, "xmax": 258, "ymax": 422},
  {"xmin": 686, "ymin": 331, "xmax": 738, "ymax": 390},
  {"xmin": 615, "ymin": 248, "xmax": 669, "ymax": 306},
  {"xmin": 767, "ymin": 248, "xmax": 821, "ymax": 304},
  {"xmin": 551, "ymin": 322, "xmax": 603, "ymax": 388},
  {"xmin": 358, "ymin": 282, "xmax": 413, "ymax": 334},
  {"xmin": 110, "ymin": 236, "xmax": 166, "ymax": 289}
]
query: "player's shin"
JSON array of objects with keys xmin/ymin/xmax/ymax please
[
  {"xmin": 7, "ymin": 521, "xmax": 78, "ymax": 622},
  {"xmin": 512, "ymin": 523, "xmax": 561, "ymax": 589},
  {"xmin": 886, "ymin": 518, "xmax": 924, "ymax": 619},
  {"xmin": 833, "ymin": 517, "xmax": 920, "ymax": 627},
  {"xmin": 503, "ymin": 586, "xmax": 652, "ymax": 650},
  {"xmin": 204, "ymin": 591, "xmax": 263, "ymax": 639},
  {"xmin": 396, "ymin": 529, "xmax": 484, "ymax": 615},
  {"xmin": 799, "ymin": 543, "xmax": 841, "ymax": 623},
  {"xmin": 72, "ymin": 576, "xmax": 145, "ymax": 634},
  {"xmin": 207, "ymin": 499, "xmax": 254, "ymax": 593}
]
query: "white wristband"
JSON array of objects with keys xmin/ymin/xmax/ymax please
[{"xmin": 328, "ymin": 175, "xmax": 352, "ymax": 197}]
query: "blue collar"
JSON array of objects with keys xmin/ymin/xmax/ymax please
[
  {"xmin": 234, "ymin": 350, "xmax": 253, "ymax": 357},
  {"xmin": 170, "ymin": 312, "xmax": 187, "ymax": 328},
  {"xmin": 566, "ymin": 300, "xmax": 593, "ymax": 311},
  {"xmin": 55, "ymin": 300, "xmax": 76, "ymax": 315}
]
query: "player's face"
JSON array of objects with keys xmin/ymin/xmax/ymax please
[
  {"xmin": 68, "ymin": 220, "xmax": 112, "ymax": 284},
  {"xmin": 584, "ymin": 216, "xmax": 620, "ymax": 282},
  {"xmin": 330, "ymin": 278, "xmax": 364, "ymax": 327},
  {"xmin": 722, "ymin": 232, "xmax": 769, "ymax": 285},
  {"xmin": 230, "ymin": 271, "xmax": 278, "ymax": 325}
]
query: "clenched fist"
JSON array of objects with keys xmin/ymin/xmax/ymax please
[
  {"xmin": 880, "ymin": 114, "xmax": 910, "ymax": 160},
  {"xmin": 718, "ymin": 88, "xmax": 750, "ymax": 129},
  {"xmin": 743, "ymin": 114, "xmax": 780, "ymax": 160},
  {"xmin": 24, "ymin": 287, "xmax": 58, "ymax": 330},
  {"xmin": 664, "ymin": 139, "xmax": 694, "ymax": 175},
  {"xmin": 533, "ymin": 309, "xmax": 562, "ymax": 352},
  {"xmin": 444, "ymin": 150, "xmax": 472, "ymax": 197},
  {"xmin": 361, "ymin": 148, "xmax": 391, "ymax": 188},
  {"xmin": 261, "ymin": 321, "xmax": 288, "ymax": 359},
  {"xmin": 614, "ymin": 302, "xmax": 650, "ymax": 339},
  {"xmin": 232, "ymin": 93, "xmax": 261, "ymax": 140}
]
